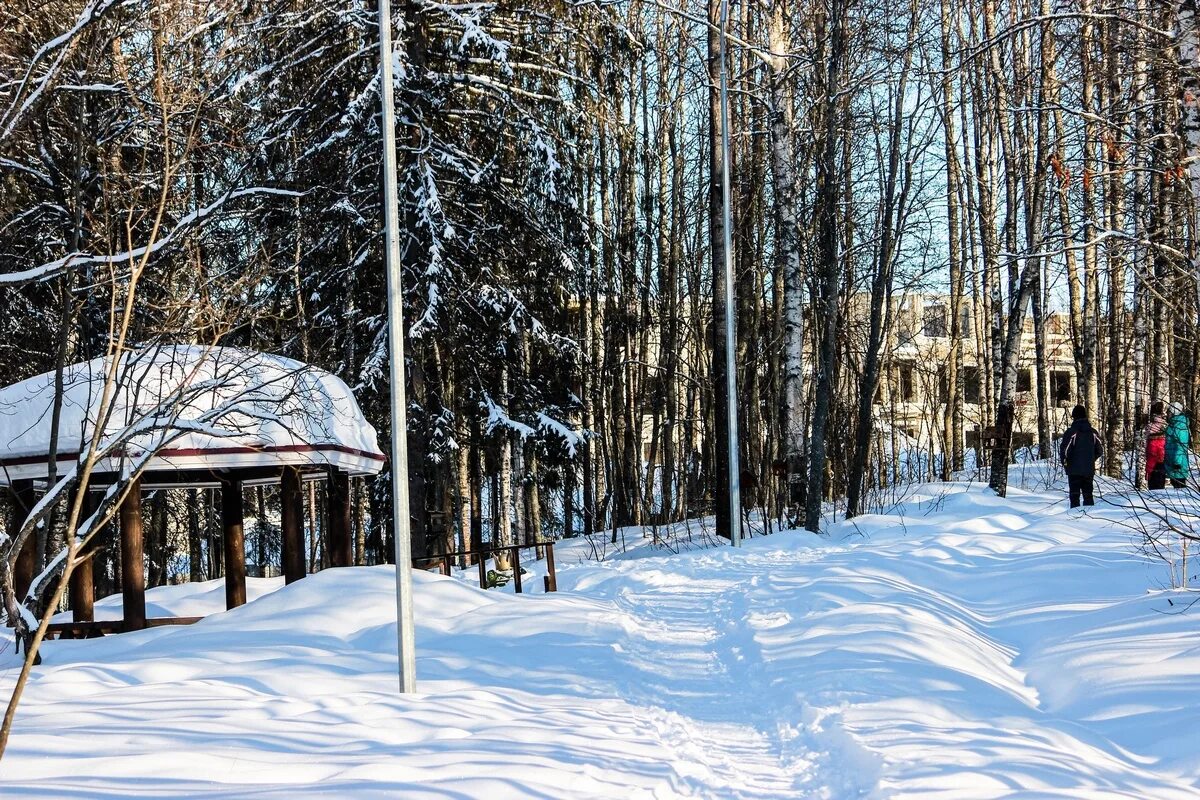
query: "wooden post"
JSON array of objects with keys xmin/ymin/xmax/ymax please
[
  {"xmin": 478, "ymin": 553, "xmax": 487, "ymax": 589},
  {"xmin": 9, "ymin": 480, "xmax": 36, "ymax": 601},
  {"xmin": 512, "ymin": 546, "xmax": 522, "ymax": 594},
  {"xmin": 70, "ymin": 491, "xmax": 100, "ymax": 623},
  {"xmin": 70, "ymin": 551, "xmax": 95, "ymax": 623},
  {"xmin": 221, "ymin": 478, "xmax": 247, "ymax": 609},
  {"xmin": 120, "ymin": 477, "xmax": 146, "ymax": 631},
  {"xmin": 280, "ymin": 467, "xmax": 306, "ymax": 584},
  {"xmin": 545, "ymin": 541, "xmax": 557, "ymax": 593},
  {"xmin": 69, "ymin": 554, "xmax": 94, "ymax": 623},
  {"xmin": 327, "ymin": 468, "xmax": 353, "ymax": 568}
]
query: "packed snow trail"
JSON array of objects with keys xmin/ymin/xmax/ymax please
[{"xmin": 3, "ymin": 472, "xmax": 1200, "ymax": 798}]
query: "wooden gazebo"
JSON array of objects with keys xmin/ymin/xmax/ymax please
[{"xmin": 1, "ymin": 345, "xmax": 385, "ymax": 634}]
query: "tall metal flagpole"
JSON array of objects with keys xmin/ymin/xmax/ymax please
[
  {"xmin": 719, "ymin": 0, "xmax": 742, "ymax": 547},
  {"xmin": 378, "ymin": 0, "xmax": 417, "ymax": 692}
]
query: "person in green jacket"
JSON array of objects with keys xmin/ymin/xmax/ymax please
[{"xmin": 1164, "ymin": 401, "xmax": 1191, "ymax": 489}]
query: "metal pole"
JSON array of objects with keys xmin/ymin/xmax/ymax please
[
  {"xmin": 378, "ymin": 0, "xmax": 416, "ymax": 692},
  {"xmin": 719, "ymin": 0, "xmax": 742, "ymax": 547}
]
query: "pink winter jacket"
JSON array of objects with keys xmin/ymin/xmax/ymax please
[{"xmin": 1147, "ymin": 414, "xmax": 1166, "ymax": 475}]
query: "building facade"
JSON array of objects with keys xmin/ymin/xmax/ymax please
[{"xmin": 877, "ymin": 293, "xmax": 1078, "ymax": 453}]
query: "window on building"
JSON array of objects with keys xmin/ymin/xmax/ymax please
[
  {"xmin": 964, "ymin": 366, "xmax": 981, "ymax": 404},
  {"xmin": 900, "ymin": 364, "xmax": 916, "ymax": 402},
  {"xmin": 1012, "ymin": 432, "xmax": 1035, "ymax": 452},
  {"xmin": 1017, "ymin": 368, "xmax": 1032, "ymax": 393},
  {"xmin": 961, "ymin": 306, "xmax": 972, "ymax": 337},
  {"xmin": 923, "ymin": 305, "xmax": 948, "ymax": 338},
  {"xmin": 1051, "ymin": 370, "xmax": 1072, "ymax": 406}
]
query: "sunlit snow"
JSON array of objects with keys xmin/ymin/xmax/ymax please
[{"xmin": 3, "ymin": 465, "xmax": 1199, "ymax": 798}]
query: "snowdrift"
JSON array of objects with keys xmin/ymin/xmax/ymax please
[{"xmin": 3, "ymin": 468, "xmax": 1200, "ymax": 798}]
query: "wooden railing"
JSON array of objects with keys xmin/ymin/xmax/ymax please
[
  {"xmin": 44, "ymin": 616, "xmax": 203, "ymax": 640},
  {"xmin": 414, "ymin": 542, "xmax": 558, "ymax": 594}
]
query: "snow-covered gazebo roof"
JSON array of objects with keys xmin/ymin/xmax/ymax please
[{"xmin": 0, "ymin": 345, "xmax": 384, "ymax": 486}]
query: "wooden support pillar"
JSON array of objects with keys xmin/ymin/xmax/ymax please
[
  {"xmin": 280, "ymin": 467, "xmax": 306, "ymax": 584},
  {"xmin": 327, "ymin": 469, "xmax": 353, "ymax": 568},
  {"xmin": 120, "ymin": 477, "xmax": 146, "ymax": 631},
  {"xmin": 221, "ymin": 479, "xmax": 247, "ymax": 609},
  {"xmin": 70, "ymin": 491, "xmax": 100, "ymax": 623},
  {"xmin": 9, "ymin": 479, "xmax": 36, "ymax": 601},
  {"xmin": 70, "ymin": 551, "xmax": 95, "ymax": 623}
]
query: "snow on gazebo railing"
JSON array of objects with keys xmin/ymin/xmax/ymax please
[{"xmin": 1, "ymin": 344, "xmax": 384, "ymax": 640}]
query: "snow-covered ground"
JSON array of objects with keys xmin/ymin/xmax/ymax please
[{"xmin": 3, "ymin": 465, "xmax": 1200, "ymax": 798}]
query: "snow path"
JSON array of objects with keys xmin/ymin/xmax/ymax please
[
  {"xmin": 555, "ymin": 477, "xmax": 1200, "ymax": 798},
  {"xmin": 600, "ymin": 573, "xmax": 822, "ymax": 796},
  {"xmin": 3, "ymin": 474, "xmax": 1200, "ymax": 797}
]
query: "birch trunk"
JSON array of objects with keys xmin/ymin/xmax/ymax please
[
  {"xmin": 940, "ymin": 0, "xmax": 965, "ymax": 476},
  {"xmin": 767, "ymin": 0, "xmax": 807, "ymax": 520},
  {"xmin": 496, "ymin": 366, "xmax": 513, "ymax": 572}
]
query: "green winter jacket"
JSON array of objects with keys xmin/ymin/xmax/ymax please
[{"xmin": 1164, "ymin": 414, "xmax": 1191, "ymax": 480}]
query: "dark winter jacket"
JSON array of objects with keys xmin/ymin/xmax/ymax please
[
  {"xmin": 1059, "ymin": 419, "xmax": 1103, "ymax": 477},
  {"xmin": 1164, "ymin": 414, "xmax": 1191, "ymax": 481}
]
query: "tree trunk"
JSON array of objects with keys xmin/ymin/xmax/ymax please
[{"xmin": 805, "ymin": 0, "xmax": 848, "ymax": 532}]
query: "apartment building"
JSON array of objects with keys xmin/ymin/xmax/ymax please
[
  {"xmin": 571, "ymin": 291, "xmax": 1080, "ymax": 473},
  {"xmin": 879, "ymin": 293, "xmax": 1079, "ymax": 453}
]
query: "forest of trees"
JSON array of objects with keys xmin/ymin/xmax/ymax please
[{"xmin": 3, "ymin": 0, "xmax": 1200, "ymax": 581}]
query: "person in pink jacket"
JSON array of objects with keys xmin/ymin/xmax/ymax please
[{"xmin": 1146, "ymin": 400, "xmax": 1167, "ymax": 490}]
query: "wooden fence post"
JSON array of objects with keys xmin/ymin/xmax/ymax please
[{"xmin": 545, "ymin": 542, "xmax": 557, "ymax": 593}]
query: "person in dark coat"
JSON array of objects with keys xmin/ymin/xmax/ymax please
[{"xmin": 1059, "ymin": 404, "xmax": 1103, "ymax": 508}]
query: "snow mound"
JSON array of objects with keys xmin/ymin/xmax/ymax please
[
  {"xmin": 50, "ymin": 576, "xmax": 287, "ymax": 623},
  {"xmin": 4, "ymin": 474, "xmax": 1200, "ymax": 798}
]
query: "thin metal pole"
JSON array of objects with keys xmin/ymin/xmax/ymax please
[
  {"xmin": 378, "ymin": 0, "xmax": 416, "ymax": 692},
  {"xmin": 719, "ymin": 0, "xmax": 742, "ymax": 547}
]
